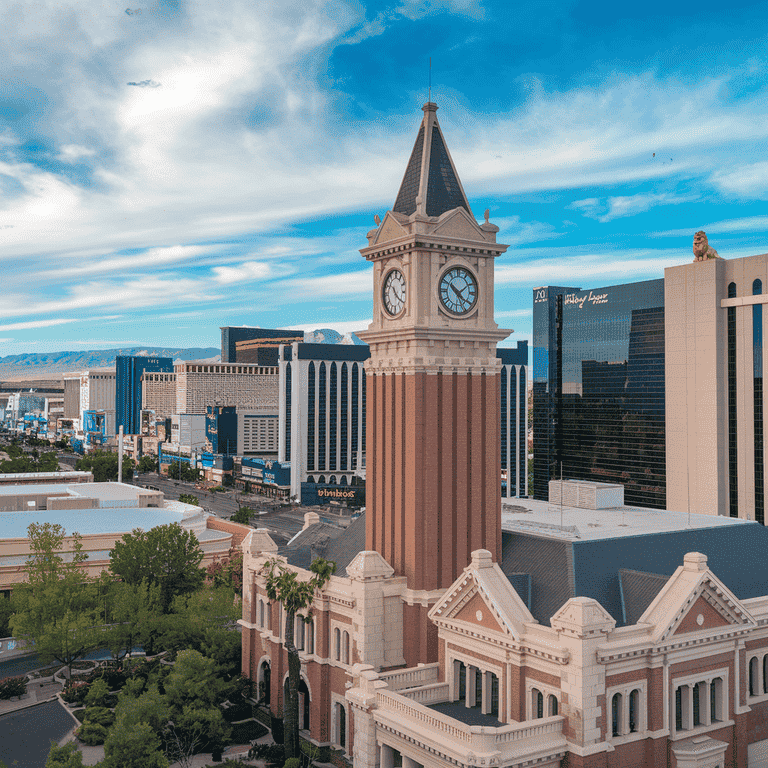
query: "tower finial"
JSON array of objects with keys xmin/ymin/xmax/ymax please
[{"xmin": 428, "ymin": 57, "xmax": 431, "ymax": 103}]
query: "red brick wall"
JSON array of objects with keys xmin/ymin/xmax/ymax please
[{"xmin": 206, "ymin": 516, "xmax": 251, "ymax": 548}]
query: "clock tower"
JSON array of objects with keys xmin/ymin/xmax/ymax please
[{"xmin": 358, "ymin": 102, "xmax": 510, "ymax": 664}]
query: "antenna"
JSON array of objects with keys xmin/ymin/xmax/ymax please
[{"xmin": 428, "ymin": 57, "xmax": 432, "ymax": 103}]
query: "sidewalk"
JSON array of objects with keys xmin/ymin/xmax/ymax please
[{"xmin": 0, "ymin": 678, "xmax": 63, "ymax": 715}]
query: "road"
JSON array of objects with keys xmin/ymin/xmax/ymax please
[{"xmin": 131, "ymin": 473, "xmax": 307, "ymax": 545}]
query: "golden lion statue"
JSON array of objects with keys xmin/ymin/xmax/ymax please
[{"xmin": 693, "ymin": 231, "xmax": 720, "ymax": 261}]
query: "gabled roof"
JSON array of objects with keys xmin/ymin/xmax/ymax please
[
  {"xmin": 392, "ymin": 103, "xmax": 471, "ymax": 219},
  {"xmin": 639, "ymin": 552, "xmax": 756, "ymax": 643},
  {"xmin": 282, "ymin": 512, "xmax": 367, "ymax": 577},
  {"xmin": 430, "ymin": 549, "xmax": 534, "ymax": 639}
]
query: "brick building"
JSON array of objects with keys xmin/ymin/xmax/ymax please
[{"xmin": 240, "ymin": 102, "xmax": 768, "ymax": 768}]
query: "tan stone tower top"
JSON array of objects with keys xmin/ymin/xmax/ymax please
[{"xmin": 358, "ymin": 104, "xmax": 509, "ymax": 663}]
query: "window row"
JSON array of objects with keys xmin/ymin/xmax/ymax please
[
  {"xmin": 256, "ymin": 599, "xmax": 316, "ymax": 655},
  {"xmin": 675, "ymin": 677, "xmax": 725, "ymax": 732}
]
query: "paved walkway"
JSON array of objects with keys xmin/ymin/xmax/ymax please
[{"xmin": 0, "ymin": 679, "xmax": 63, "ymax": 716}]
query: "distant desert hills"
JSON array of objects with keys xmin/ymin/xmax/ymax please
[
  {"xmin": 0, "ymin": 347, "xmax": 221, "ymax": 381},
  {"xmin": 0, "ymin": 330, "xmax": 364, "ymax": 381}
]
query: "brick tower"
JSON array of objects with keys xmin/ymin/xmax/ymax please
[{"xmin": 357, "ymin": 102, "xmax": 510, "ymax": 665}]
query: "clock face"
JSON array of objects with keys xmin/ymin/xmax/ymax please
[
  {"xmin": 439, "ymin": 266, "xmax": 478, "ymax": 315},
  {"xmin": 383, "ymin": 269, "xmax": 406, "ymax": 316}
]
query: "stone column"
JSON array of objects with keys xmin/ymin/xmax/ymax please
[
  {"xmin": 380, "ymin": 744, "xmax": 394, "ymax": 768},
  {"xmin": 466, "ymin": 665, "xmax": 476, "ymax": 709},
  {"xmin": 481, "ymin": 671, "xmax": 490, "ymax": 715},
  {"xmin": 347, "ymin": 665, "xmax": 387, "ymax": 768},
  {"xmin": 402, "ymin": 756, "xmax": 421, "ymax": 768}
]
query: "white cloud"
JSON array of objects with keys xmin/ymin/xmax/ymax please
[
  {"xmin": 278, "ymin": 269, "xmax": 373, "ymax": 297},
  {"xmin": 212, "ymin": 261, "xmax": 273, "ymax": 285},
  {"xmin": 0, "ymin": 318, "xmax": 78, "ymax": 332},
  {"xmin": 711, "ymin": 162, "xmax": 768, "ymax": 198},
  {"xmin": 654, "ymin": 216, "xmax": 768, "ymax": 238},
  {"xmin": 495, "ymin": 309, "xmax": 532, "ymax": 318}
]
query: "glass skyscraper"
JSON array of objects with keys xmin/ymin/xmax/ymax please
[
  {"xmin": 533, "ymin": 279, "xmax": 665, "ymax": 508},
  {"xmin": 115, "ymin": 355, "xmax": 174, "ymax": 435}
]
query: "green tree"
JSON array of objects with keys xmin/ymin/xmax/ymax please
[
  {"xmin": 75, "ymin": 450, "xmax": 135, "ymax": 481},
  {"xmin": 138, "ymin": 454, "xmax": 158, "ymax": 473},
  {"xmin": 10, "ymin": 523, "xmax": 99, "ymax": 677},
  {"xmin": 45, "ymin": 741, "xmax": 85, "ymax": 768},
  {"xmin": 164, "ymin": 649, "xmax": 225, "ymax": 709},
  {"xmin": 231, "ymin": 506, "xmax": 252, "ymax": 525},
  {"xmin": 206, "ymin": 547, "xmax": 244, "ymax": 595},
  {"xmin": 165, "ymin": 705, "xmax": 231, "ymax": 768},
  {"xmin": 109, "ymin": 524, "xmax": 204, "ymax": 613},
  {"xmin": 167, "ymin": 461, "xmax": 200, "ymax": 483},
  {"xmin": 178, "ymin": 494, "xmax": 199, "ymax": 506},
  {"xmin": 114, "ymin": 684, "xmax": 171, "ymax": 734},
  {"xmin": 261, "ymin": 557, "xmax": 336, "ymax": 760},
  {"xmin": 0, "ymin": 594, "xmax": 12, "ymax": 637},
  {"xmin": 102, "ymin": 721, "xmax": 168, "ymax": 768}
]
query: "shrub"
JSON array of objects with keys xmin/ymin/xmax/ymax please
[
  {"xmin": 83, "ymin": 706, "xmax": 115, "ymax": 727},
  {"xmin": 223, "ymin": 700, "xmax": 253, "ymax": 722},
  {"xmin": 61, "ymin": 681, "xmax": 90, "ymax": 704},
  {"xmin": 91, "ymin": 666, "xmax": 128, "ymax": 691},
  {"xmin": 249, "ymin": 743, "xmax": 285, "ymax": 765},
  {"xmin": 84, "ymin": 678, "xmax": 110, "ymax": 708},
  {"xmin": 283, "ymin": 759, "xmax": 302, "ymax": 768},
  {"xmin": 229, "ymin": 719, "xmax": 268, "ymax": 742},
  {"xmin": 77, "ymin": 721, "xmax": 109, "ymax": 745},
  {"xmin": 300, "ymin": 739, "xmax": 331, "ymax": 763},
  {"xmin": 0, "ymin": 675, "xmax": 27, "ymax": 699}
]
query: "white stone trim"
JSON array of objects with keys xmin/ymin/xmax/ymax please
[
  {"xmin": 605, "ymin": 680, "xmax": 648, "ymax": 744},
  {"xmin": 525, "ymin": 679, "xmax": 560, "ymax": 720},
  {"xmin": 331, "ymin": 691, "xmax": 350, "ymax": 754},
  {"xmin": 670, "ymin": 666, "xmax": 730, "ymax": 741}
]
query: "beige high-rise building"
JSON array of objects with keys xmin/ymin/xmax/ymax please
[
  {"xmin": 142, "ymin": 372, "xmax": 177, "ymax": 421},
  {"xmin": 666, "ymin": 251, "xmax": 768, "ymax": 522},
  {"xmin": 173, "ymin": 361, "xmax": 278, "ymax": 415}
]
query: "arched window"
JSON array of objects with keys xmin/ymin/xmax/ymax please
[
  {"xmin": 342, "ymin": 631, "xmax": 350, "ymax": 664},
  {"xmin": 258, "ymin": 599, "xmax": 264, "ymax": 628},
  {"xmin": 259, "ymin": 660, "xmax": 271, "ymax": 706},
  {"xmin": 612, "ymin": 693, "xmax": 622, "ymax": 737},
  {"xmin": 764, "ymin": 655, "xmax": 768, "ymax": 694},
  {"xmin": 532, "ymin": 688, "xmax": 543, "ymax": 719},
  {"xmin": 548, "ymin": 694, "xmax": 558, "ymax": 716},
  {"xmin": 750, "ymin": 657, "xmax": 758, "ymax": 696},
  {"xmin": 318, "ymin": 475, "xmax": 325, "ymax": 484},
  {"xmin": 729, "ymin": 282, "xmax": 737, "ymax": 298},
  {"xmin": 265, "ymin": 602, "xmax": 271, "ymax": 631},
  {"xmin": 306, "ymin": 619, "xmax": 314, "ymax": 655},
  {"xmin": 711, "ymin": 677, "xmax": 723, "ymax": 722},
  {"xmin": 296, "ymin": 616, "xmax": 305, "ymax": 650},
  {"xmin": 307, "ymin": 475, "xmax": 315, "ymax": 484},
  {"xmin": 755, "ymin": 279, "xmax": 763, "ymax": 295},
  {"xmin": 329, "ymin": 475, "xmax": 337, "ymax": 484},
  {"xmin": 334, "ymin": 628, "xmax": 341, "ymax": 661},
  {"xmin": 629, "ymin": 689, "xmax": 639, "ymax": 732}
]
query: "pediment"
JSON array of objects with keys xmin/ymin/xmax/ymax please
[
  {"xmin": 639, "ymin": 554, "xmax": 756, "ymax": 643},
  {"xmin": 429, "ymin": 549, "xmax": 534, "ymax": 639},
  {"xmin": 373, "ymin": 212, "xmax": 407, "ymax": 246},
  {"xmin": 432, "ymin": 208, "xmax": 484, "ymax": 242}
]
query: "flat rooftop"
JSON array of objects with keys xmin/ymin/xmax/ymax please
[
  {"xmin": 0, "ymin": 507, "xmax": 189, "ymax": 539},
  {"xmin": 0, "ymin": 481, "xmax": 144, "ymax": 501},
  {"xmin": 501, "ymin": 497, "xmax": 756, "ymax": 542}
]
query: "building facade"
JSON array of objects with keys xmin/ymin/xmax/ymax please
[
  {"xmin": 115, "ymin": 355, "xmax": 173, "ymax": 435},
  {"xmin": 220, "ymin": 326, "xmax": 303, "ymax": 364},
  {"xmin": 666, "ymin": 251, "xmax": 768, "ymax": 522},
  {"xmin": 532, "ymin": 279, "xmax": 665, "ymax": 508},
  {"xmin": 62, "ymin": 369, "xmax": 117, "ymax": 435},
  {"xmin": 174, "ymin": 361, "xmax": 278, "ymax": 416},
  {"xmin": 141, "ymin": 372, "xmax": 177, "ymax": 422},
  {"xmin": 278, "ymin": 342, "xmax": 370, "ymax": 500},
  {"xmin": 499, "ymin": 343, "xmax": 528, "ymax": 499}
]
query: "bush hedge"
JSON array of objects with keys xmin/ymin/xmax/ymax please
[
  {"xmin": 61, "ymin": 680, "xmax": 90, "ymax": 704},
  {"xmin": 229, "ymin": 719, "xmax": 268, "ymax": 743},
  {"xmin": 77, "ymin": 721, "xmax": 108, "ymax": 745},
  {"xmin": 0, "ymin": 676, "xmax": 27, "ymax": 699},
  {"xmin": 83, "ymin": 706, "xmax": 115, "ymax": 727}
]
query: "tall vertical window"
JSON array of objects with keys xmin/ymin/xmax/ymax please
[
  {"xmin": 329, "ymin": 363, "xmax": 338, "ymax": 470},
  {"xmin": 754, "ymin": 279, "xmax": 764, "ymax": 524},
  {"xmin": 351, "ymin": 363, "xmax": 359, "ymax": 470},
  {"xmin": 285, "ymin": 363, "xmax": 292, "ymax": 463},
  {"xmin": 318, "ymin": 362, "xmax": 327, "ymax": 470},
  {"xmin": 340, "ymin": 363, "xmax": 348, "ymax": 471},
  {"xmin": 307, "ymin": 362, "xmax": 316, "ymax": 471},
  {"xmin": 519, "ymin": 366, "xmax": 526, "ymax": 496},
  {"xmin": 729, "ymin": 282, "xmax": 738, "ymax": 517}
]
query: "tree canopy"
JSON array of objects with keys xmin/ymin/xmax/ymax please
[
  {"xmin": 75, "ymin": 450, "xmax": 134, "ymax": 481},
  {"xmin": 10, "ymin": 523, "xmax": 100, "ymax": 676},
  {"xmin": 109, "ymin": 523, "xmax": 205, "ymax": 613}
]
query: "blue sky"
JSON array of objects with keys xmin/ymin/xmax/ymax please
[{"xmin": 2, "ymin": 0, "xmax": 768, "ymax": 360}]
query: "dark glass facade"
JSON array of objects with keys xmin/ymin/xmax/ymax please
[
  {"xmin": 533, "ymin": 279, "xmax": 665, "ymax": 508},
  {"xmin": 115, "ymin": 355, "xmax": 173, "ymax": 435}
]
